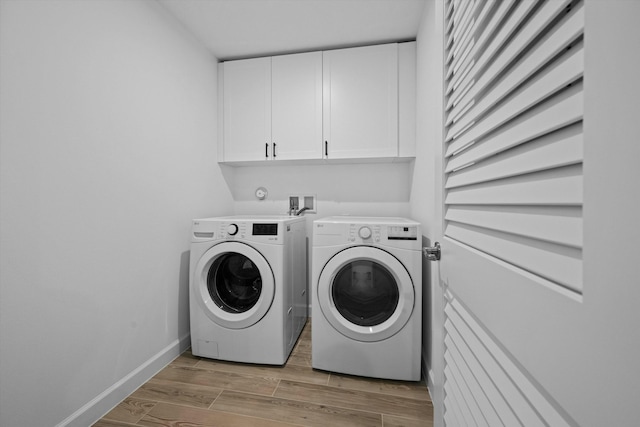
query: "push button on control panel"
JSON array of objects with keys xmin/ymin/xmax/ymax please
[
  {"xmin": 348, "ymin": 225, "xmax": 356, "ymax": 242},
  {"xmin": 373, "ymin": 225, "xmax": 381, "ymax": 242}
]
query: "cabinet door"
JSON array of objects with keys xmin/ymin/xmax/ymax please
[
  {"xmin": 272, "ymin": 52, "xmax": 323, "ymax": 160},
  {"xmin": 323, "ymin": 44, "xmax": 398, "ymax": 159},
  {"xmin": 222, "ymin": 57, "xmax": 271, "ymax": 162}
]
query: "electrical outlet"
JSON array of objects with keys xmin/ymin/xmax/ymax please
[
  {"xmin": 303, "ymin": 195, "xmax": 316, "ymax": 213},
  {"xmin": 289, "ymin": 195, "xmax": 299, "ymax": 213},
  {"xmin": 288, "ymin": 195, "xmax": 316, "ymax": 214}
]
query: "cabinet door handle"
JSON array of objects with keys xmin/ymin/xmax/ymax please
[
  {"xmin": 325, "ymin": 141, "xmax": 328, "ymax": 157},
  {"xmin": 265, "ymin": 142, "xmax": 269, "ymax": 158},
  {"xmin": 273, "ymin": 142, "xmax": 276, "ymax": 158}
]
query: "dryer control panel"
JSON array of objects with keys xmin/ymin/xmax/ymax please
[
  {"xmin": 346, "ymin": 224, "xmax": 418, "ymax": 242},
  {"xmin": 387, "ymin": 225, "xmax": 418, "ymax": 241},
  {"xmin": 348, "ymin": 224, "xmax": 381, "ymax": 242},
  {"xmin": 314, "ymin": 216, "xmax": 421, "ymax": 250}
]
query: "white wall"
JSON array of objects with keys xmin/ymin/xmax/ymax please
[
  {"xmin": 0, "ymin": 1, "xmax": 233, "ymax": 426},
  {"xmin": 229, "ymin": 162, "xmax": 412, "ymax": 229},
  {"xmin": 410, "ymin": 0, "xmax": 445, "ymax": 423}
]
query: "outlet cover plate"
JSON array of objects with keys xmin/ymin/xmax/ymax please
[{"xmin": 288, "ymin": 194, "xmax": 316, "ymax": 214}]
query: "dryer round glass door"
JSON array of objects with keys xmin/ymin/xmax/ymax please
[
  {"xmin": 332, "ymin": 260, "xmax": 399, "ymax": 327},
  {"xmin": 194, "ymin": 242, "xmax": 275, "ymax": 329},
  {"xmin": 317, "ymin": 247, "xmax": 415, "ymax": 342}
]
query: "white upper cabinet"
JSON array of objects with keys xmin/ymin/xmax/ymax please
[
  {"xmin": 218, "ymin": 42, "xmax": 415, "ymax": 164},
  {"xmin": 220, "ymin": 52, "xmax": 322, "ymax": 162},
  {"xmin": 322, "ymin": 43, "xmax": 399, "ymax": 159},
  {"xmin": 272, "ymin": 52, "xmax": 323, "ymax": 160},
  {"xmin": 222, "ymin": 57, "xmax": 272, "ymax": 162}
]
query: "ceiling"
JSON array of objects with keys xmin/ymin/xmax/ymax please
[{"xmin": 157, "ymin": 0, "xmax": 426, "ymax": 61}]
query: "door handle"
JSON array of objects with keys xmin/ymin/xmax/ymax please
[
  {"xmin": 265, "ymin": 142, "xmax": 269, "ymax": 158},
  {"xmin": 423, "ymin": 242, "xmax": 441, "ymax": 261},
  {"xmin": 273, "ymin": 142, "xmax": 276, "ymax": 158}
]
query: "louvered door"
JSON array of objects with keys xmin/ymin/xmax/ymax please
[{"xmin": 439, "ymin": 0, "xmax": 588, "ymax": 425}]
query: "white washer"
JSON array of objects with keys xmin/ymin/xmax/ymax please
[
  {"xmin": 190, "ymin": 215, "xmax": 307, "ymax": 365},
  {"xmin": 312, "ymin": 216, "xmax": 422, "ymax": 381}
]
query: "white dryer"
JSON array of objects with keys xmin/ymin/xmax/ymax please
[
  {"xmin": 312, "ymin": 216, "xmax": 422, "ymax": 381},
  {"xmin": 190, "ymin": 215, "xmax": 307, "ymax": 365}
]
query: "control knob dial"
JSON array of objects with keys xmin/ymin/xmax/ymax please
[
  {"xmin": 359, "ymin": 226, "xmax": 372, "ymax": 239},
  {"xmin": 226, "ymin": 224, "xmax": 239, "ymax": 236}
]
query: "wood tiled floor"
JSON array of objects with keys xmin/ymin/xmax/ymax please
[{"xmin": 94, "ymin": 320, "xmax": 433, "ymax": 427}]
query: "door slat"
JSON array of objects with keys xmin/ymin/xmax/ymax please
[
  {"xmin": 446, "ymin": 83, "xmax": 583, "ymax": 172},
  {"xmin": 446, "ymin": 123, "xmax": 583, "ymax": 188},
  {"xmin": 446, "ymin": 42, "xmax": 584, "ymax": 146},
  {"xmin": 445, "ymin": 325, "xmax": 513, "ymax": 427},
  {"xmin": 445, "ymin": 335, "xmax": 501, "ymax": 426},
  {"xmin": 445, "ymin": 164, "xmax": 583, "ymax": 206},
  {"xmin": 448, "ymin": 0, "xmax": 575, "ymax": 126},
  {"xmin": 451, "ymin": 298, "xmax": 574, "ymax": 427},
  {"xmin": 446, "ymin": 0, "xmax": 516, "ymax": 103},
  {"xmin": 445, "ymin": 205, "xmax": 582, "ymax": 248},
  {"xmin": 445, "ymin": 222, "xmax": 582, "ymax": 292}
]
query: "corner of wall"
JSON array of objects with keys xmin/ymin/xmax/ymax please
[{"xmin": 58, "ymin": 334, "xmax": 191, "ymax": 427}]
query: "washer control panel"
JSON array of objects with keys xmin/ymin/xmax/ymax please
[
  {"xmin": 219, "ymin": 221, "xmax": 280, "ymax": 242},
  {"xmin": 193, "ymin": 217, "xmax": 298, "ymax": 244}
]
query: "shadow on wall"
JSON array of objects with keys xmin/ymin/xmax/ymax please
[
  {"xmin": 421, "ymin": 234, "xmax": 432, "ymax": 379},
  {"xmin": 178, "ymin": 250, "xmax": 191, "ymax": 339}
]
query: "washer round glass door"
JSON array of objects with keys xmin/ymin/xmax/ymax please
[
  {"xmin": 317, "ymin": 246, "xmax": 414, "ymax": 342},
  {"xmin": 194, "ymin": 241, "xmax": 275, "ymax": 329}
]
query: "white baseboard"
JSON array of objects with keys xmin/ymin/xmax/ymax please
[{"xmin": 56, "ymin": 333, "xmax": 191, "ymax": 427}]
